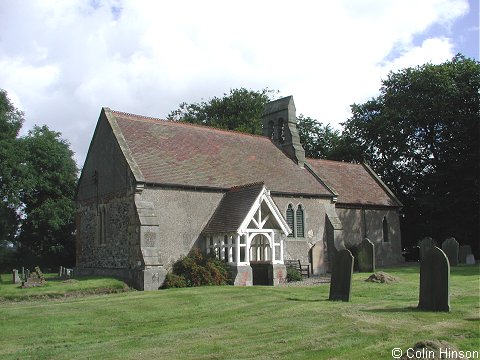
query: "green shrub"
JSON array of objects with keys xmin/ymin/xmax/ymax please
[
  {"xmin": 163, "ymin": 273, "xmax": 187, "ymax": 288},
  {"xmin": 163, "ymin": 248, "xmax": 232, "ymax": 288},
  {"xmin": 286, "ymin": 267, "xmax": 302, "ymax": 282}
]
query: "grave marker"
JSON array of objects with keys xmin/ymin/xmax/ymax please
[
  {"xmin": 441, "ymin": 237, "xmax": 459, "ymax": 266},
  {"xmin": 12, "ymin": 269, "xmax": 20, "ymax": 284},
  {"xmin": 357, "ymin": 237, "xmax": 375, "ymax": 272},
  {"xmin": 418, "ymin": 237, "xmax": 436, "ymax": 261},
  {"xmin": 418, "ymin": 246, "xmax": 450, "ymax": 312},
  {"xmin": 459, "ymin": 245, "xmax": 472, "ymax": 264},
  {"xmin": 466, "ymin": 254, "xmax": 475, "ymax": 265},
  {"xmin": 329, "ymin": 249, "xmax": 354, "ymax": 302}
]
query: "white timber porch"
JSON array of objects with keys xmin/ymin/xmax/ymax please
[{"xmin": 203, "ymin": 183, "xmax": 291, "ymax": 285}]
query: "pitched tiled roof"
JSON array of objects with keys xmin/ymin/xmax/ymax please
[
  {"xmin": 306, "ymin": 159, "xmax": 401, "ymax": 207},
  {"xmin": 110, "ymin": 110, "xmax": 332, "ymax": 196},
  {"xmin": 203, "ymin": 183, "xmax": 264, "ymax": 234}
]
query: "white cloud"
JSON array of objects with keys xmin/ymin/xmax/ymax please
[{"xmin": 0, "ymin": 0, "xmax": 470, "ymax": 165}]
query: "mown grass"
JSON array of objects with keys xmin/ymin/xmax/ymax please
[
  {"xmin": 0, "ymin": 273, "xmax": 129, "ymax": 302},
  {"xmin": 0, "ymin": 265, "xmax": 478, "ymax": 359}
]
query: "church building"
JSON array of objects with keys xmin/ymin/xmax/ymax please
[{"xmin": 75, "ymin": 96, "xmax": 404, "ymax": 290}]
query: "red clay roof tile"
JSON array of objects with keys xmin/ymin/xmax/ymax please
[
  {"xmin": 111, "ymin": 111, "xmax": 332, "ymax": 196},
  {"xmin": 306, "ymin": 159, "xmax": 400, "ymax": 207}
]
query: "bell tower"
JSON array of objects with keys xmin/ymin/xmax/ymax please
[{"xmin": 262, "ymin": 96, "xmax": 305, "ymax": 168}]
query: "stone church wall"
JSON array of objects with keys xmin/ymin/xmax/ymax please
[
  {"xmin": 75, "ymin": 113, "xmax": 141, "ymax": 285},
  {"xmin": 139, "ymin": 187, "xmax": 224, "ymax": 269},
  {"xmin": 272, "ymin": 196, "xmax": 335, "ymax": 275},
  {"xmin": 337, "ymin": 207, "xmax": 403, "ymax": 266}
]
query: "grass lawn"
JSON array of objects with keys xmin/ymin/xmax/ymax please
[
  {"xmin": 0, "ymin": 273, "xmax": 129, "ymax": 301},
  {"xmin": 0, "ymin": 264, "xmax": 478, "ymax": 359}
]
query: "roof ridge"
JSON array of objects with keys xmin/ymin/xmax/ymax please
[
  {"xmin": 110, "ymin": 109, "xmax": 270, "ymax": 140},
  {"xmin": 228, "ymin": 182, "xmax": 265, "ymax": 192},
  {"xmin": 307, "ymin": 158, "xmax": 361, "ymax": 166}
]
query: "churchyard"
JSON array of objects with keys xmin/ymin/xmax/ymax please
[{"xmin": 0, "ymin": 264, "xmax": 478, "ymax": 360}]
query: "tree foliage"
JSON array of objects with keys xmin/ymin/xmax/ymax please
[
  {"xmin": 0, "ymin": 90, "xmax": 25, "ymax": 243},
  {"xmin": 168, "ymin": 88, "xmax": 277, "ymax": 134},
  {"xmin": 0, "ymin": 90, "xmax": 78, "ymax": 270},
  {"xmin": 297, "ymin": 115, "xmax": 341, "ymax": 159},
  {"xmin": 341, "ymin": 54, "xmax": 480, "ymax": 248},
  {"xmin": 17, "ymin": 125, "xmax": 78, "ymax": 267}
]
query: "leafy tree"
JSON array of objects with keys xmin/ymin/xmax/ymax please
[
  {"xmin": 297, "ymin": 115, "xmax": 341, "ymax": 159},
  {"xmin": 341, "ymin": 54, "xmax": 480, "ymax": 251},
  {"xmin": 168, "ymin": 88, "xmax": 277, "ymax": 134},
  {"xmin": 17, "ymin": 125, "xmax": 78, "ymax": 268},
  {"xmin": 0, "ymin": 90, "xmax": 25, "ymax": 244}
]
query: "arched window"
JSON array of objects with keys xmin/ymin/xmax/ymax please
[
  {"xmin": 286, "ymin": 204, "xmax": 294, "ymax": 237},
  {"xmin": 296, "ymin": 205, "xmax": 305, "ymax": 238},
  {"xmin": 97, "ymin": 204, "xmax": 107, "ymax": 245},
  {"xmin": 382, "ymin": 216, "xmax": 389, "ymax": 242}
]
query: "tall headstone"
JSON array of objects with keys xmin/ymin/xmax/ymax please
[
  {"xmin": 59, "ymin": 266, "xmax": 63, "ymax": 277},
  {"xmin": 329, "ymin": 249, "xmax": 354, "ymax": 302},
  {"xmin": 418, "ymin": 246, "xmax": 450, "ymax": 312},
  {"xmin": 441, "ymin": 237, "xmax": 459, "ymax": 266},
  {"xmin": 459, "ymin": 245, "xmax": 473, "ymax": 264},
  {"xmin": 12, "ymin": 269, "xmax": 20, "ymax": 284},
  {"xmin": 418, "ymin": 237, "xmax": 436, "ymax": 261},
  {"xmin": 357, "ymin": 237, "xmax": 375, "ymax": 272}
]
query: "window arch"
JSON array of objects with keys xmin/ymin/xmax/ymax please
[
  {"xmin": 382, "ymin": 216, "xmax": 389, "ymax": 243},
  {"xmin": 296, "ymin": 205, "xmax": 305, "ymax": 238},
  {"xmin": 97, "ymin": 204, "xmax": 107, "ymax": 245},
  {"xmin": 286, "ymin": 204, "xmax": 294, "ymax": 237}
]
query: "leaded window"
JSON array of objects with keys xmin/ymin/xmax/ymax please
[
  {"xmin": 286, "ymin": 204, "xmax": 294, "ymax": 237},
  {"xmin": 296, "ymin": 205, "xmax": 305, "ymax": 238}
]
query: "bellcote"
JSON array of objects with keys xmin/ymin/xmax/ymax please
[{"xmin": 262, "ymin": 96, "xmax": 305, "ymax": 168}]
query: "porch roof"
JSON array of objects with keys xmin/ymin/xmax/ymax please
[{"xmin": 203, "ymin": 182, "xmax": 290, "ymax": 235}]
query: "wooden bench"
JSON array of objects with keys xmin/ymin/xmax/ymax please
[{"xmin": 284, "ymin": 259, "xmax": 310, "ymax": 278}]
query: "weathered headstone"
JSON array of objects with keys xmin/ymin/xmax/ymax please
[
  {"xmin": 441, "ymin": 237, "xmax": 459, "ymax": 266},
  {"xmin": 466, "ymin": 254, "xmax": 475, "ymax": 265},
  {"xmin": 22, "ymin": 266, "xmax": 46, "ymax": 288},
  {"xmin": 59, "ymin": 266, "xmax": 63, "ymax": 277},
  {"xmin": 418, "ymin": 237, "xmax": 436, "ymax": 261},
  {"xmin": 329, "ymin": 249, "xmax": 354, "ymax": 302},
  {"xmin": 357, "ymin": 237, "xmax": 375, "ymax": 272},
  {"xmin": 418, "ymin": 246, "xmax": 450, "ymax": 312},
  {"xmin": 459, "ymin": 245, "xmax": 472, "ymax": 264},
  {"xmin": 12, "ymin": 269, "xmax": 20, "ymax": 284}
]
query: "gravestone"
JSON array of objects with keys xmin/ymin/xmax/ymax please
[
  {"xmin": 418, "ymin": 237, "xmax": 436, "ymax": 261},
  {"xmin": 22, "ymin": 266, "xmax": 46, "ymax": 288},
  {"xmin": 466, "ymin": 254, "xmax": 475, "ymax": 265},
  {"xmin": 459, "ymin": 245, "xmax": 472, "ymax": 264},
  {"xmin": 441, "ymin": 237, "xmax": 459, "ymax": 266},
  {"xmin": 329, "ymin": 249, "xmax": 354, "ymax": 302},
  {"xmin": 357, "ymin": 237, "xmax": 375, "ymax": 272},
  {"xmin": 59, "ymin": 266, "xmax": 63, "ymax": 277},
  {"xmin": 12, "ymin": 269, "xmax": 20, "ymax": 284},
  {"xmin": 418, "ymin": 246, "xmax": 450, "ymax": 312}
]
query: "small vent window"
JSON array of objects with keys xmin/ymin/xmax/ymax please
[
  {"xmin": 296, "ymin": 205, "xmax": 305, "ymax": 238},
  {"xmin": 286, "ymin": 204, "xmax": 294, "ymax": 237}
]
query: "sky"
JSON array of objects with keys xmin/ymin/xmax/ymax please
[{"xmin": 0, "ymin": 0, "xmax": 478, "ymax": 166}]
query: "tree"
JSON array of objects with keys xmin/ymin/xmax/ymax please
[
  {"xmin": 341, "ymin": 54, "xmax": 480, "ymax": 252},
  {"xmin": 0, "ymin": 90, "xmax": 25, "ymax": 244},
  {"xmin": 16, "ymin": 125, "xmax": 78, "ymax": 268},
  {"xmin": 297, "ymin": 115, "xmax": 341, "ymax": 159},
  {"xmin": 168, "ymin": 88, "xmax": 277, "ymax": 134}
]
